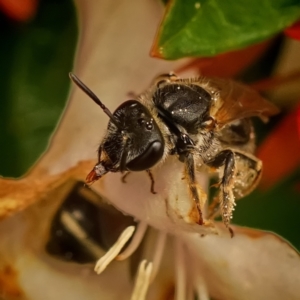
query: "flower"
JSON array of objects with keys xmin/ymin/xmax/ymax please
[{"xmin": 1, "ymin": 1, "xmax": 300, "ymax": 299}]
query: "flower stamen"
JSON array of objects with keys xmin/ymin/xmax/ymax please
[
  {"xmin": 94, "ymin": 225, "xmax": 135, "ymax": 274},
  {"xmin": 194, "ymin": 273, "xmax": 209, "ymax": 300},
  {"xmin": 117, "ymin": 221, "xmax": 148, "ymax": 261},
  {"xmin": 150, "ymin": 231, "xmax": 167, "ymax": 282},
  {"xmin": 130, "ymin": 260, "xmax": 153, "ymax": 300},
  {"xmin": 61, "ymin": 211, "xmax": 103, "ymax": 257},
  {"xmin": 175, "ymin": 238, "xmax": 187, "ymax": 300}
]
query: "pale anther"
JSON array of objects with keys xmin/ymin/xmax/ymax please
[
  {"xmin": 130, "ymin": 260, "xmax": 153, "ymax": 300},
  {"xmin": 117, "ymin": 221, "xmax": 148, "ymax": 261},
  {"xmin": 150, "ymin": 231, "xmax": 167, "ymax": 282},
  {"xmin": 61, "ymin": 211, "xmax": 103, "ymax": 258},
  {"xmin": 94, "ymin": 225, "xmax": 135, "ymax": 274}
]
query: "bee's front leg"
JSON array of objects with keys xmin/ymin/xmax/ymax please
[
  {"xmin": 146, "ymin": 169, "xmax": 156, "ymax": 194},
  {"xmin": 121, "ymin": 172, "xmax": 131, "ymax": 183},
  {"xmin": 121, "ymin": 170, "xmax": 157, "ymax": 194},
  {"xmin": 184, "ymin": 153, "xmax": 206, "ymax": 225}
]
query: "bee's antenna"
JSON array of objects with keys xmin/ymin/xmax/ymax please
[{"xmin": 69, "ymin": 73, "xmax": 121, "ymax": 129}]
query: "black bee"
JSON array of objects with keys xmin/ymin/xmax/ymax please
[{"xmin": 69, "ymin": 73, "xmax": 279, "ymax": 232}]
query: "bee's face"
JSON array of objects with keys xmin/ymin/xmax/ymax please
[{"xmin": 100, "ymin": 100, "xmax": 165, "ymax": 172}]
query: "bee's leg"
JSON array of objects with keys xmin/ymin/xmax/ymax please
[
  {"xmin": 184, "ymin": 153, "xmax": 205, "ymax": 225},
  {"xmin": 146, "ymin": 169, "xmax": 156, "ymax": 194},
  {"xmin": 232, "ymin": 152, "xmax": 262, "ymax": 198},
  {"xmin": 207, "ymin": 150, "xmax": 262, "ymax": 236},
  {"xmin": 121, "ymin": 172, "xmax": 131, "ymax": 183},
  {"xmin": 206, "ymin": 150, "xmax": 236, "ymax": 235},
  {"xmin": 207, "ymin": 195, "xmax": 221, "ymax": 219},
  {"xmin": 153, "ymin": 72, "xmax": 179, "ymax": 87},
  {"xmin": 121, "ymin": 170, "xmax": 157, "ymax": 194}
]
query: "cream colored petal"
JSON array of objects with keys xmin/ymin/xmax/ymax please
[
  {"xmin": 0, "ymin": 181, "xmax": 175, "ymax": 300},
  {"xmin": 0, "ymin": 178, "xmax": 133, "ymax": 300},
  {"xmin": 184, "ymin": 225, "xmax": 300, "ymax": 300}
]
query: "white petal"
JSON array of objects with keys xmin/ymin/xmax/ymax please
[{"xmin": 184, "ymin": 225, "xmax": 300, "ymax": 300}]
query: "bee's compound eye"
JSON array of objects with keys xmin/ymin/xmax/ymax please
[{"xmin": 126, "ymin": 141, "xmax": 164, "ymax": 171}]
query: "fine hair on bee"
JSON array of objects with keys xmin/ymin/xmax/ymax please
[{"xmin": 69, "ymin": 72, "xmax": 279, "ymax": 237}]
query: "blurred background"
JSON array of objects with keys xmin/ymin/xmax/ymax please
[{"xmin": 0, "ymin": 0, "xmax": 77, "ymax": 177}]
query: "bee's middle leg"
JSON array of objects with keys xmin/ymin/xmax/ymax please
[{"xmin": 184, "ymin": 153, "xmax": 205, "ymax": 225}]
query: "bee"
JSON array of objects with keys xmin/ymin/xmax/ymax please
[{"xmin": 69, "ymin": 73, "xmax": 279, "ymax": 234}]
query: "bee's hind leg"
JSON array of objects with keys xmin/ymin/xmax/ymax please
[
  {"xmin": 207, "ymin": 149, "xmax": 262, "ymax": 234},
  {"xmin": 207, "ymin": 195, "xmax": 221, "ymax": 219},
  {"xmin": 184, "ymin": 153, "xmax": 205, "ymax": 225},
  {"xmin": 206, "ymin": 150, "xmax": 236, "ymax": 236}
]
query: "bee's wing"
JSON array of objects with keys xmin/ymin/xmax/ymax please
[{"xmin": 205, "ymin": 78, "xmax": 280, "ymax": 127}]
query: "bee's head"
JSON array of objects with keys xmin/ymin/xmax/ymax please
[{"xmin": 69, "ymin": 73, "xmax": 165, "ymax": 184}]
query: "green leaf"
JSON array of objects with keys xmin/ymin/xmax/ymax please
[
  {"xmin": 0, "ymin": 0, "xmax": 77, "ymax": 177},
  {"xmin": 152, "ymin": 0, "xmax": 300, "ymax": 59}
]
